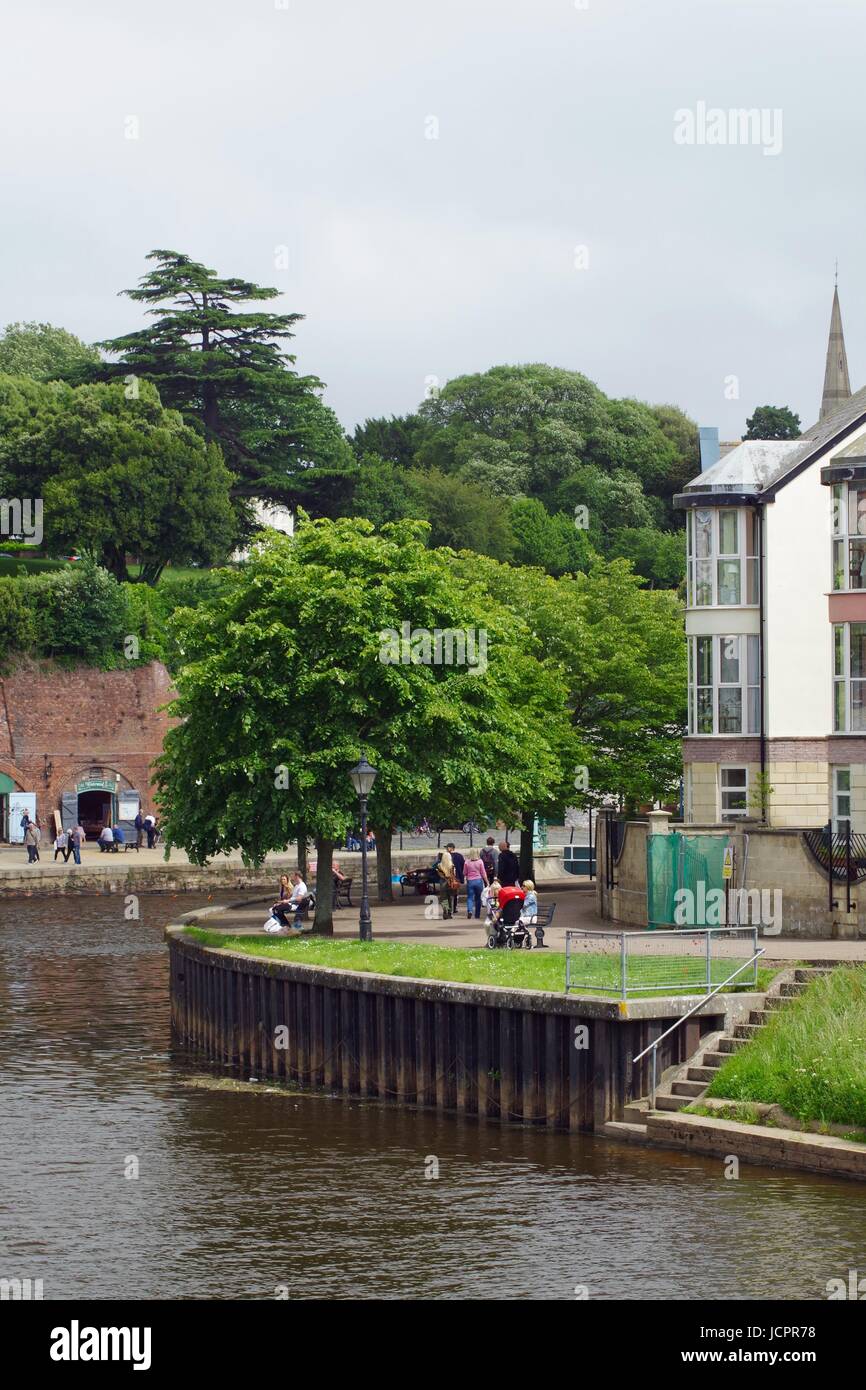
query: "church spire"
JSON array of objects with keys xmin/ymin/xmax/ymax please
[{"xmin": 820, "ymin": 277, "xmax": 852, "ymax": 420}]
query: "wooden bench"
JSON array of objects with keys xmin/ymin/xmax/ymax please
[{"xmin": 333, "ymin": 877, "xmax": 353, "ymax": 908}]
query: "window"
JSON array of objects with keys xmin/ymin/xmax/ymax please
[
  {"xmin": 720, "ymin": 767, "xmax": 749, "ymax": 820},
  {"xmin": 686, "ymin": 507, "xmax": 759, "ymax": 607},
  {"xmin": 833, "ymin": 767, "xmax": 851, "ymax": 831},
  {"xmin": 831, "ymin": 482, "xmax": 866, "ymax": 590},
  {"xmin": 688, "ymin": 634, "xmax": 760, "ymax": 735},
  {"xmin": 833, "ymin": 623, "xmax": 866, "ymax": 731}
]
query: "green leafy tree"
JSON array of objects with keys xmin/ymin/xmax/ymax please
[
  {"xmin": 0, "ymin": 322, "xmax": 101, "ymax": 383},
  {"xmin": 0, "ymin": 380, "xmax": 237, "ymax": 583},
  {"xmin": 608, "ymin": 527, "xmax": 686, "ymax": 590},
  {"xmin": 350, "ymin": 414, "xmax": 430, "ymax": 467},
  {"xmin": 155, "ymin": 518, "xmax": 572, "ymax": 929},
  {"xmin": 98, "ymin": 250, "xmax": 355, "ymax": 511},
  {"xmin": 411, "ymin": 468, "xmax": 515, "ymax": 559},
  {"xmin": 744, "ymin": 405, "xmax": 801, "ymax": 440},
  {"xmin": 508, "ymin": 497, "xmax": 596, "ymax": 576}
]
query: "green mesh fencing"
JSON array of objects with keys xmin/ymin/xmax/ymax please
[{"xmin": 646, "ymin": 831, "xmax": 730, "ymax": 929}]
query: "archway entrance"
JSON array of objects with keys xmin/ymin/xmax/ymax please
[{"xmin": 77, "ymin": 789, "xmax": 114, "ymax": 841}]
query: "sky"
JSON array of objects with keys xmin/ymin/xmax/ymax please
[{"xmin": 1, "ymin": 0, "xmax": 864, "ymax": 437}]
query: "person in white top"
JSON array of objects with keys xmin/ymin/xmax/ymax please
[
  {"xmin": 98, "ymin": 825, "xmax": 114, "ymax": 853},
  {"xmin": 274, "ymin": 872, "xmax": 308, "ymax": 929}
]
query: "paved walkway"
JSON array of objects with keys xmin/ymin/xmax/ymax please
[{"xmin": 183, "ymin": 889, "xmax": 866, "ymax": 962}]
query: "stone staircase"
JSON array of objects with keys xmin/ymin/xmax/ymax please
[{"xmin": 601, "ymin": 967, "xmax": 830, "ymax": 1143}]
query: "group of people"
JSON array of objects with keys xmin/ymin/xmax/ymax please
[
  {"xmin": 20, "ymin": 808, "xmax": 159, "ymax": 863},
  {"xmin": 434, "ymin": 837, "xmax": 538, "ymax": 928},
  {"xmin": 267, "ymin": 871, "xmax": 313, "ymax": 933}
]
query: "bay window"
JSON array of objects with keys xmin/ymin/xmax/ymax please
[
  {"xmin": 831, "ymin": 482, "xmax": 866, "ymax": 589},
  {"xmin": 687, "ymin": 507, "xmax": 759, "ymax": 606},
  {"xmin": 833, "ymin": 622, "xmax": 866, "ymax": 731},
  {"xmin": 688, "ymin": 634, "xmax": 760, "ymax": 735}
]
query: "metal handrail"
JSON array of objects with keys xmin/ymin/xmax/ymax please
[{"xmin": 632, "ymin": 947, "xmax": 765, "ymax": 1108}]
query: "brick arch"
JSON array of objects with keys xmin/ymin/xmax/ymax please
[
  {"xmin": 0, "ymin": 759, "xmax": 30, "ymax": 792},
  {"xmin": 58, "ymin": 765, "xmax": 137, "ymax": 798}
]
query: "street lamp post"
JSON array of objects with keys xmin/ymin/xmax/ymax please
[{"xmin": 349, "ymin": 755, "xmax": 378, "ymax": 941}]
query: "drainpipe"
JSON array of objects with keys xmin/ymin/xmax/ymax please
[{"xmin": 757, "ymin": 503, "xmax": 767, "ymax": 823}]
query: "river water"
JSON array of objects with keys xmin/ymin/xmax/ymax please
[{"xmin": 0, "ymin": 893, "xmax": 863, "ymax": 1301}]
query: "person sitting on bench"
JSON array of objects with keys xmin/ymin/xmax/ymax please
[{"xmin": 273, "ymin": 871, "xmax": 308, "ymax": 928}]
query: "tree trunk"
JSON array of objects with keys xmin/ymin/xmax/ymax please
[
  {"xmin": 372, "ymin": 823, "xmax": 393, "ymax": 903},
  {"xmin": 296, "ymin": 824, "xmax": 308, "ymax": 881},
  {"xmin": 518, "ymin": 810, "xmax": 535, "ymax": 883},
  {"xmin": 102, "ymin": 543, "xmax": 129, "ymax": 583},
  {"xmin": 312, "ymin": 835, "xmax": 334, "ymax": 935}
]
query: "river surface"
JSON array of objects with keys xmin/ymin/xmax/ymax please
[{"xmin": 0, "ymin": 893, "xmax": 864, "ymax": 1301}]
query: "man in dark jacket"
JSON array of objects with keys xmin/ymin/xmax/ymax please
[
  {"xmin": 447, "ymin": 842, "xmax": 465, "ymax": 915},
  {"xmin": 497, "ymin": 840, "xmax": 520, "ymax": 887}
]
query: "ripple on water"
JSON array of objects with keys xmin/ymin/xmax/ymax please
[{"xmin": 0, "ymin": 893, "xmax": 863, "ymax": 1299}]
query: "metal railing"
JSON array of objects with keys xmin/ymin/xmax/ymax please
[
  {"xmin": 802, "ymin": 821, "xmax": 866, "ymax": 912},
  {"xmin": 564, "ymin": 926, "xmax": 760, "ymax": 998},
  {"xmin": 632, "ymin": 947, "xmax": 765, "ymax": 1107}
]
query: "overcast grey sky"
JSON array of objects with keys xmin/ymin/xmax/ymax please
[{"xmin": 1, "ymin": 0, "xmax": 863, "ymax": 435}]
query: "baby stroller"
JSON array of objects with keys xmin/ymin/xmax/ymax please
[{"xmin": 486, "ymin": 895, "xmax": 532, "ymax": 950}]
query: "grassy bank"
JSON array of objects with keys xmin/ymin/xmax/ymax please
[
  {"xmin": 706, "ymin": 966, "xmax": 866, "ymax": 1128},
  {"xmin": 184, "ymin": 928, "xmax": 773, "ymax": 997}
]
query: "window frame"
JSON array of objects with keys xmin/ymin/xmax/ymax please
[
  {"xmin": 833, "ymin": 766, "xmax": 851, "ymax": 831},
  {"xmin": 833, "ymin": 622, "xmax": 866, "ymax": 732},
  {"xmin": 720, "ymin": 766, "xmax": 749, "ymax": 820},
  {"xmin": 831, "ymin": 481, "xmax": 866, "ymax": 591},
  {"xmin": 686, "ymin": 507, "xmax": 759, "ymax": 609},
  {"xmin": 687, "ymin": 634, "xmax": 760, "ymax": 736}
]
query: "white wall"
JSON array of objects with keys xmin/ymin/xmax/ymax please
[{"xmin": 765, "ymin": 421, "xmax": 866, "ymax": 736}]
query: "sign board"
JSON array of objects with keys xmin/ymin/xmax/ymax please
[
  {"xmin": 8, "ymin": 793, "xmax": 36, "ymax": 843},
  {"xmin": 119, "ymin": 798, "xmax": 140, "ymax": 822},
  {"xmin": 722, "ymin": 846, "xmax": 734, "ymax": 881},
  {"xmin": 77, "ymin": 777, "xmax": 117, "ymax": 793}
]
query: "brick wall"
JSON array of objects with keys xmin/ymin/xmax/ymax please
[{"xmin": 0, "ymin": 657, "xmax": 175, "ymax": 824}]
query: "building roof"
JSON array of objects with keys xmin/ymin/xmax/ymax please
[{"xmin": 680, "ymin": 384, "xmax": 866, "ymax": 500}]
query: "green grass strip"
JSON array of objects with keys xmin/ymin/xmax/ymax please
[
  {"xmin": 706, "ymin": 966, "xmax": 866, "ymax": 1128},
  {"xmin": 184, "ymin": 928, "xmax": 773, "ymax": 998}
]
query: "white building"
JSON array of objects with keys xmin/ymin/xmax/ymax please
[{"xmin": 676, "ymin": 285, "xmax": 866, "ymax": 832}]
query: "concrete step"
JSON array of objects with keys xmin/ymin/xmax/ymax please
[
  {"xmin": 779, "ymin": 982, "xmax": 805, "ymax": 998},
  {"xmin": 655, "ymin": 1094, "xmax": 691, "ymax": 1112},
  {"xmin": 600, "ymin": 1120, "xmax": 649, "ymax": 1142},
  {"xmin": 623, "ymin": 1102, "xmax": 649, "ymax": 1124},
  {"xmin": 701, "ymin": 1051, "xmax": 730, "ymax": 1068},
  {"xmin": 749, "ymin": 1010, "xmax": 769, "ymax": 1025},
  {"xmin": 764, "ymin": 997, "xmax": 784, "ymax": 1010},
  {"xmin": 672, "ymin": 1080, "xmax": 706, "ymax": 1098},
  {"xmin": 794, "ymin": 968, "xmax": 830, "ymax": 982},
  {"xmin": 734, "ymin": 1022, "xmax": 762, "ymax": 1039},
  {"xmin": 718, "ymin": 1037, "xmax": 747, "ymax": 1053},
  {"xmin": 687, "ymin": 1066, "xmax": 717, "ymax": 1083}
]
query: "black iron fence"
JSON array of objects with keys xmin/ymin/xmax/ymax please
[{"xmin": 802, "ymin": 822, "xmax": 866, "ymax": 912}]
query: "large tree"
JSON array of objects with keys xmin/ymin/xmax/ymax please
[
  {"xmin": 0, "ymin": 379, "xmax": 237, "ymax": 582},
  {"xmin": 155, "ymin": 517, "xmax": 574, "ymax": 930},
  {"xmin": 0, "ymin": 321, "xmax": 101, "ymax": 383},
  {"xmin": 744, "ymin": 405, "xmax": 801, "ymax": 440},
  {"xmin": 98, "ymin": 250, "xmax": 355, "ymax": 513}
]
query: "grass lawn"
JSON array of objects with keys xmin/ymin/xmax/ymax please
[
  {"xmin": 184, "ymin": 928, "xmax": 774, "ymax": 997},
  {"xmin": 0, "ymin": 552, "xmax": 68, "ymax": 576},
  {"xmin": 706, "ymin": 966, "xmax": 866, "ymax": 1129}
]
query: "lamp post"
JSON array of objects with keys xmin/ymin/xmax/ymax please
[{"xmin": 349, "ymin": 755, "xmax": 378, "ymax": 941}]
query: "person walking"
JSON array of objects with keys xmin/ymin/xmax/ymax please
[
  {"xmin": 33, "ymin": 815, "xmax": 43, "ymax": 861},
  {"xmin": 53, "ymin": 828, "xmax": 69, "ymax": 862},
  {"xmin": 144, "ymin": 813, "xmax": 156, "ymax": 849},
  {"xmin": 481, "ymin": 836, "xmax": 498, "ymax": 882},
  {"xmin": 463, "ymin": 850, "xmax": 488, "ymax": 920},
  {"xmin": 436, "ymin": 845, "xmax": 455, "ymax": 921},
  {"xmin": 69, "ymin": 822, "xmax": 85, "ymax": 866},
  {"xmin": 496, "ymin": 840, "xmax": 521, "ymax": 888},
  {"xmin": 24, "ymin": 820, "xmax": 39, "ymax": 864},
  {"xmin": 134, "ymin": 810, "xmax": 144, "ymax": 851},
  {"xmin": 446, "ymin": 842, "xmax": 464, "ymax": 916}
]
